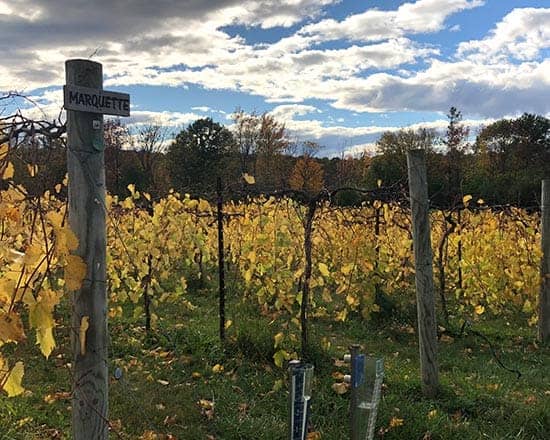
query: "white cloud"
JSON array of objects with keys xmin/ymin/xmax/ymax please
[
  {"xmin": 298, "ymin": 0, "xmax": 484, "ymax": 43},
  {"xmin": 457, "ymin": 8, "xmax": 550, "ymax": 62},
  {"xmin": 1, "ymin": 0, "xmax": 548, "ymax": 139}
]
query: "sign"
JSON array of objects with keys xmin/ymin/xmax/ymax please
[{"xmin": 63, "ymin": 84, "xmax": 130, "ymax": 116}]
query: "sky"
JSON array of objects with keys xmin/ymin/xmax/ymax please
[{"xmin": 0, "ymin": 0, "xmax": 548, "ymax": 157}]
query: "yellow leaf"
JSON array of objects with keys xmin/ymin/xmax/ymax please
[
  {"xmin": 3, "ymin": 361, "xmax": 25, "ymax": 397},
  {"xmin": 2, "ymin": 162, "xmax": 14, "ymax": 180},
  {"xmin": 27, "ymin": 164, "xmax": 38, "ymax": 177},
  {"xmin": 331, "ymin": 382, "xmax": 348, "ymax": 395},
  {"xmin": 474, "ymin": 305, "xmax": 485, "ymax": 315},
  {"xmin": 198, "ymin": 199, "xmax": 210, "ymax": 211},
  {"xmin": 242, "ymin": 173, "xmax": 255, "ymax": 184},
  {"xmin": 29, "ymin": 289, "xmax": 61, "ymax": 358},
  {"xmin": 0, "ymin": 312, "xmax": 26, "ymax": 344},
  {"xmin": 55, "ymin": 183, "xmax": 62, "ymax": 193},
  {"xmin": 79, "ymin": 316, "xmax": 89, "ymax": 355},
  {"xmin": 318, "ymin": 262, "xmax": 330, "ymax": 277},
  {"xmin": 224, "ymin": 320, "xmax": 233, "ymax": 330},
  {"xmin": 65, "ymin": 255, "xmax": 87, "ymax": 291},
  {"xmin": 522, "ymin": 300, "xmax": 533, "ymax": 313},
  {"xmin": 36, "ymin": 327, "xmax": 56, "ymax": 359},
  {"xmin": 389, "ymin": 417, "xmax": 404, "ymax": 428},
  {"xmin": 341, "ymin": 263, "xmax": 354, "ymax": 275},
  {"xmin": 428, "ymin": 409, "xmax": 438, "ymax": 419},
  {"xmin": 274, "ymin": 332, "xmax": 284, "ymax": 348},
  {"xmin": 273, "ymin": 349, "xmax": 288, "ymax": 368},
  {"xmin": 212, "ymin": 364, "xmax": 224, "ymax": 374},
  {"xmin": 462, "ymin": 195, "xmax": 472, "ymax": 206},
  {"xmin": 23, "ymin": 242, "xmax": 43, "ymax": 266}
]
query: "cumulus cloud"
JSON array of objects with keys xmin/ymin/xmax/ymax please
[
  {"xmin": 457, "ymin": 8, "xmax": 550, "ymax": 62},
  {"xmin": 298, "ymin": 0, "xmax": 484, "ymax": 43},
  {"xmin": 1, "ymin": 0, "xmax": 548, "ymax": 150}
]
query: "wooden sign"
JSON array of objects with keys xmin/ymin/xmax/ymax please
[{"xmin": 63, "ymin": 84, "xmax": 130, "ymax": 116}]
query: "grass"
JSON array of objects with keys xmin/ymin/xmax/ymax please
[{"xmin": 1, "ymin": 285, "xmax": 549, "ymax": 439}]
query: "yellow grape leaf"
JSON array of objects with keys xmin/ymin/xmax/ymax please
[
  {"xmin": 271, "ymin": 379, "xmax": 284, "ymax": 393},
  {"xmin": 243, "ymin": 268, "xmax": 253, "ymax": 283},
  {"xmin": 428, "ymin": 409, "xmax": 438, "ymax": 419},
  {"xmin": 29, "ymin": 289, "xmax": 61, "ymax": 358},
  {"xmin": 522, "ymin": 300, "xmax": 533, "ymax": 313},
  {"xmin": 273, "ymin": 332, "xmax": 284, "ymax": 348},
  {"xmin": 212, "ymin": 364, "xmax": 224, "ymax": 374},
  {"xmin": 224, "ymin": 319, "xmax": 233, "ymax": 330},
  {"xmin": 318, "ymin": 262, "xmax": 330, "ymax": 277},
  {"xmin": 36, "ymin": 328, "xmax": 56, "ymax": 359},
  {"xmin": 198, "ymin": 199, "xmax": 210, "ymax": 211},
  {"xmin": 462, "ymin": 195, "xmax": 472, "ymax": 206},
  {"xmin": 2, "ymin": 162, "xmax": 14, "ymax": 180},
  {"xmin": 46, "ymin": 211, "xmax": 64, "ymax": 229},
  {"xmin": 247, "ymin": 250, "xmax": 257, "ymax": 264},
  {"xmin": 389, "ymin": 417, "xmax": 404, "ymax": 428},
  {"xmin": 2, "ymin": 361, "xmax": 25, "ymax": 397},
  {"xmin": 242, "ymin": 173, "xmax": 255, "ymax": 184},
  {"xmin": 79, "ymin": 316, "xmax": 89, "ymax": 356},
  {"xmin": 341, "ymin": 263, "xmax": 354, "ymax": 275},
  {"xmin": 55, "ymin": 227, "xmax": 79, "ymax": 257},
  {"xmin": 64, "ymin": 255, "xmax": 87, "ymax": 291},
  {"xmin": 0, "ymin": 312, "xmax": 26, "ymax": 344},
  {"xmin": 27, "ymin": 164, "xmax": 38, "ymax": 177},
  {"xmin": 474, "ymin": 305, "xmax": 485, "ymax": 315},
  {"xmin": 23, "ymin": 242, "xmax": 43, "ymax": 266},
  {"xmin": 273, "ymin": 349, "xmax": 288, "ymax": 368},
  {"xmin": 335, "ymin": 308, "xmax": 348, "ymax": 322}
]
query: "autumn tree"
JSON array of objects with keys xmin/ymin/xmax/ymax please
[
  {"xmin": 132, "ymin": 123, "xmax": 171, "ymax": 196},
  {"xmin": 232, "ymin": 110, "xmax": 291, "ymax": 190},
  {"xmin": 470, "ymin": 113, "xmax": 550, "ymax": 204},
  {"xmin": 366, "ymin": 127, "xmax": 436, "ymax": 189},
  {"xmin": 167, "ymin": 118, "xmax": 235, "ymax": 194},
  {"xmin": 289, "ymin": 142, "xmax": 324, "ymax": 195},
  {"xmin": 104, "ymin": 119, "xmax": 129, "ymax": 196},
  {"xmin": 442, "ymin": 107, "xmax": 469, "ymax": 205}
]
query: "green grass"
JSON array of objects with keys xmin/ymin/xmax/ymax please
[{"xmin": 1, "ymin": 287, "xmax": 549, "ymax": 439}]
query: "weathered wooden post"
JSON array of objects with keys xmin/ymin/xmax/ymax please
[
  {"xmin": 64, "ymin": 59, "xmax": 130, "ymax": 439},
  {"xmin": 406, "ymin": 149, "xmax": 439, "ymax": 397},
  {"xmin": 539, "ymin": 179, "xmax": 550, "ymax": 344}
]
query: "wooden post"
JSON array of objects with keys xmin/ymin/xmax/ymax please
[
  {"xmin": 406, "ymin": 149, "xmax": 439, "ymax": 397},
  {"xmin": 66, "ymin": 59, "xmax": 109, "ymax": 439},
  {"xmin": 539, "ymin": 179, "xmax": 550, "ymax": 344},
  {"xmin": 217, "ymin": 176, "xmax": 226, "ymax": 344}
]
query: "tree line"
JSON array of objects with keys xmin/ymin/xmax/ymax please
[{"xmin": 9, "ymin": 108, "xmax": 549, "ymax": 208}]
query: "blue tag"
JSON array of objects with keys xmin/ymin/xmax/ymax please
[{"xmin": 353, "ymin": 354, "xmax": 365, "ymax": 388}]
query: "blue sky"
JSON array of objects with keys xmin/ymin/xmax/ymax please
[{"xmin": 0, "ymin": 0, "xmax": 548, "ymax": 156}]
